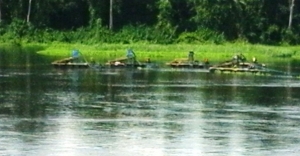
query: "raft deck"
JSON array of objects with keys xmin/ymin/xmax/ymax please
[
  {"xmin": 209, "ymin": 67, "xmax": 268, "ymax": 74},
  {"xmin": 166, "ymin": 58, "xmax": 209, "ymax": 69},
  {"xmin": 105, "ymin": 62, "xmax": 147, "ymax": 68},
  {"xmin": 105, "ymin": 57, "xmax": 153, "ymax": 68},
  {"xmin": 51, "ymin": 57, "xmax": 90, "ymax": 68}
]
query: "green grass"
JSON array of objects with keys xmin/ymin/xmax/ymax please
[
  {"xmin": 36, "ymin": 42, "xmax": 300, "ymax": 66},
  {"xmin": 2, "ymin": 42, "xmax": 299, "ymax": 68}
]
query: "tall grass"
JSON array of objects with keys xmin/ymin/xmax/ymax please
[{"xmin": 37, "ymin": 42, "xmax": 300, "ymax": 66}]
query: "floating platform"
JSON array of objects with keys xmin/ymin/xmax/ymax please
[
  {"xmin": 52, "ymin": 62, "xmax": 90, "ymax": 68},
  {"xmin": 51, "ymin": 57, "xmax": 90, "ymax": 68},
  {"xmin": 207, "ymin": 60, "xmax": 282, "ymax": 75},
  {"xmin": 166, "ymin": 58, "xmax": 209, "ymax": 69},
  {"xmin": 209, "ymin": 67, "xmax": 268, "ymax": 74},
  {"xmin": 105, "ymin": 62, "xmax": 147, "ymax": 68},
  {"xmin": 104, "ymin": 57, "xmax": 156, "ymax": 69},
  {"xmin": 166, "ymin": 62, "xmax": 209, "ymax": 68}
]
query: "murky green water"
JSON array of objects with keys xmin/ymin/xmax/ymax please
[{"xmin": 1, "ymin": 66, "xmax": 300, "ymax": 156}]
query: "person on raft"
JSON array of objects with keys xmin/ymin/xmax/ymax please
[
  {"xmin": 71, "ymin": 49, "xmax": 80, "ymax": 63},
  {"xmin": 232, "ymin": 53, "xmax": 246, "ymax": 67},
  {"xmin": 126, "ymin": 49, "xmax": 136, "ymax": 65},
  {"xmin": 188, "ymin": 51, "xmax": 194, "ymax": 64},
  {"xmin": 252, "ymin": 56, "xmax": 257, "ymax": 63}
]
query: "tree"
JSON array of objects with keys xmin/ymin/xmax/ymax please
[
  {"xmin": 189, "ymin": 0, "xmax": 247, "ymax": 39},
  {"xmin": 27, "ymin": 0, "xmax": 32, "ymax": 23},
  {"xmin": 288, "ymin": 0, "xmax": 295, "ymax": 29},
  {"xmin": 156, "ymin": 0, "xmax": 173, "ymax": 29},
  {"xmin": 109, "ymin": 0, "xmax": 113, "ymax": 30},
  {"xmin": 114, "ymin": 0, "xmax": 157, "ymax": 29},
  {"xmin": 0, "ymin": 0, "xmax": 2, "ymax": 23}
]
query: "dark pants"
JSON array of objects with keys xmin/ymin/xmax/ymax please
[{"xmin": 127, "ymin": 57, "xmax": 135, "ymax": 66}]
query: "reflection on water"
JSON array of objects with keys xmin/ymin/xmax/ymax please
[{"xmin": 1, "ymin": 67, "xmax": 300, "ymax": 156}]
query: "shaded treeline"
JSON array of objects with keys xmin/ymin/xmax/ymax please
[{"xmin": 0, "ymin": 0, "xmax": 299, "ymax": 44}]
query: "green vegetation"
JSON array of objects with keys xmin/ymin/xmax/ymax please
[
  {"xmin": 37, "ymin": 43, "xmax": 300, "ymax": 65},
  {"xmin": 0, "ymin": 0, "xmax": 300, "ymax": 45},
  {"xmin": 1, "ymin": 42, "xmax": 299, "ymax": 68},
  {"xmin": 1, "ymin": 0, "xmax": 300, "ymax": 67}
]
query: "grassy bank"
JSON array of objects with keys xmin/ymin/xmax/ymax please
[
  {"xmin": 1, "ymin": 42, "xmax": 299, "ymax": 67},
  {"xmin": 37, "ymin": 42, "xmax": 300, "ymax": 65}
]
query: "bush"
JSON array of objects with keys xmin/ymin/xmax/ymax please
[
  {"xmin": 177, "ymin": 28, "xmax": 225, "ymax": 44},
  {"xmin": 281, "ymin": 29, "xmax": 299, "ymax": 45}
]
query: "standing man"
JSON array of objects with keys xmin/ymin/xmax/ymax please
[
  {"xmin": 188, "ymin": 51, "xmax": 194, "ymax": 64},
  {"xmin": 71, "ymin": 49, "xmax": 80, "ymax": 63},
  {"xmin": 126, "ymin": 49, "xmax": 136, "ymax": 66}
]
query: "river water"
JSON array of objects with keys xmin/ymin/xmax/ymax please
[{"xmin": 1, "ymin": 66, "xmax": 300, "ymax": 156}]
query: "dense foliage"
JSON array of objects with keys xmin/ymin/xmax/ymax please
[{"xmin": 0, "ymin": 0, "xmax": 299, "ymax": 45}]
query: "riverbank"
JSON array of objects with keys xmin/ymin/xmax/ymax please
[
  {"xmin": 37, "ymin": 42, "xmax": 300, "ymax": 65},
  {"xmin": 1, "ymin": 42, "xmax": 300, "ymax": 67}
]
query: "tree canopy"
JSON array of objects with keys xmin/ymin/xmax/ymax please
[{"xmin": 0, "ymin": 0, "xmax": 299, "ymax": 44}]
